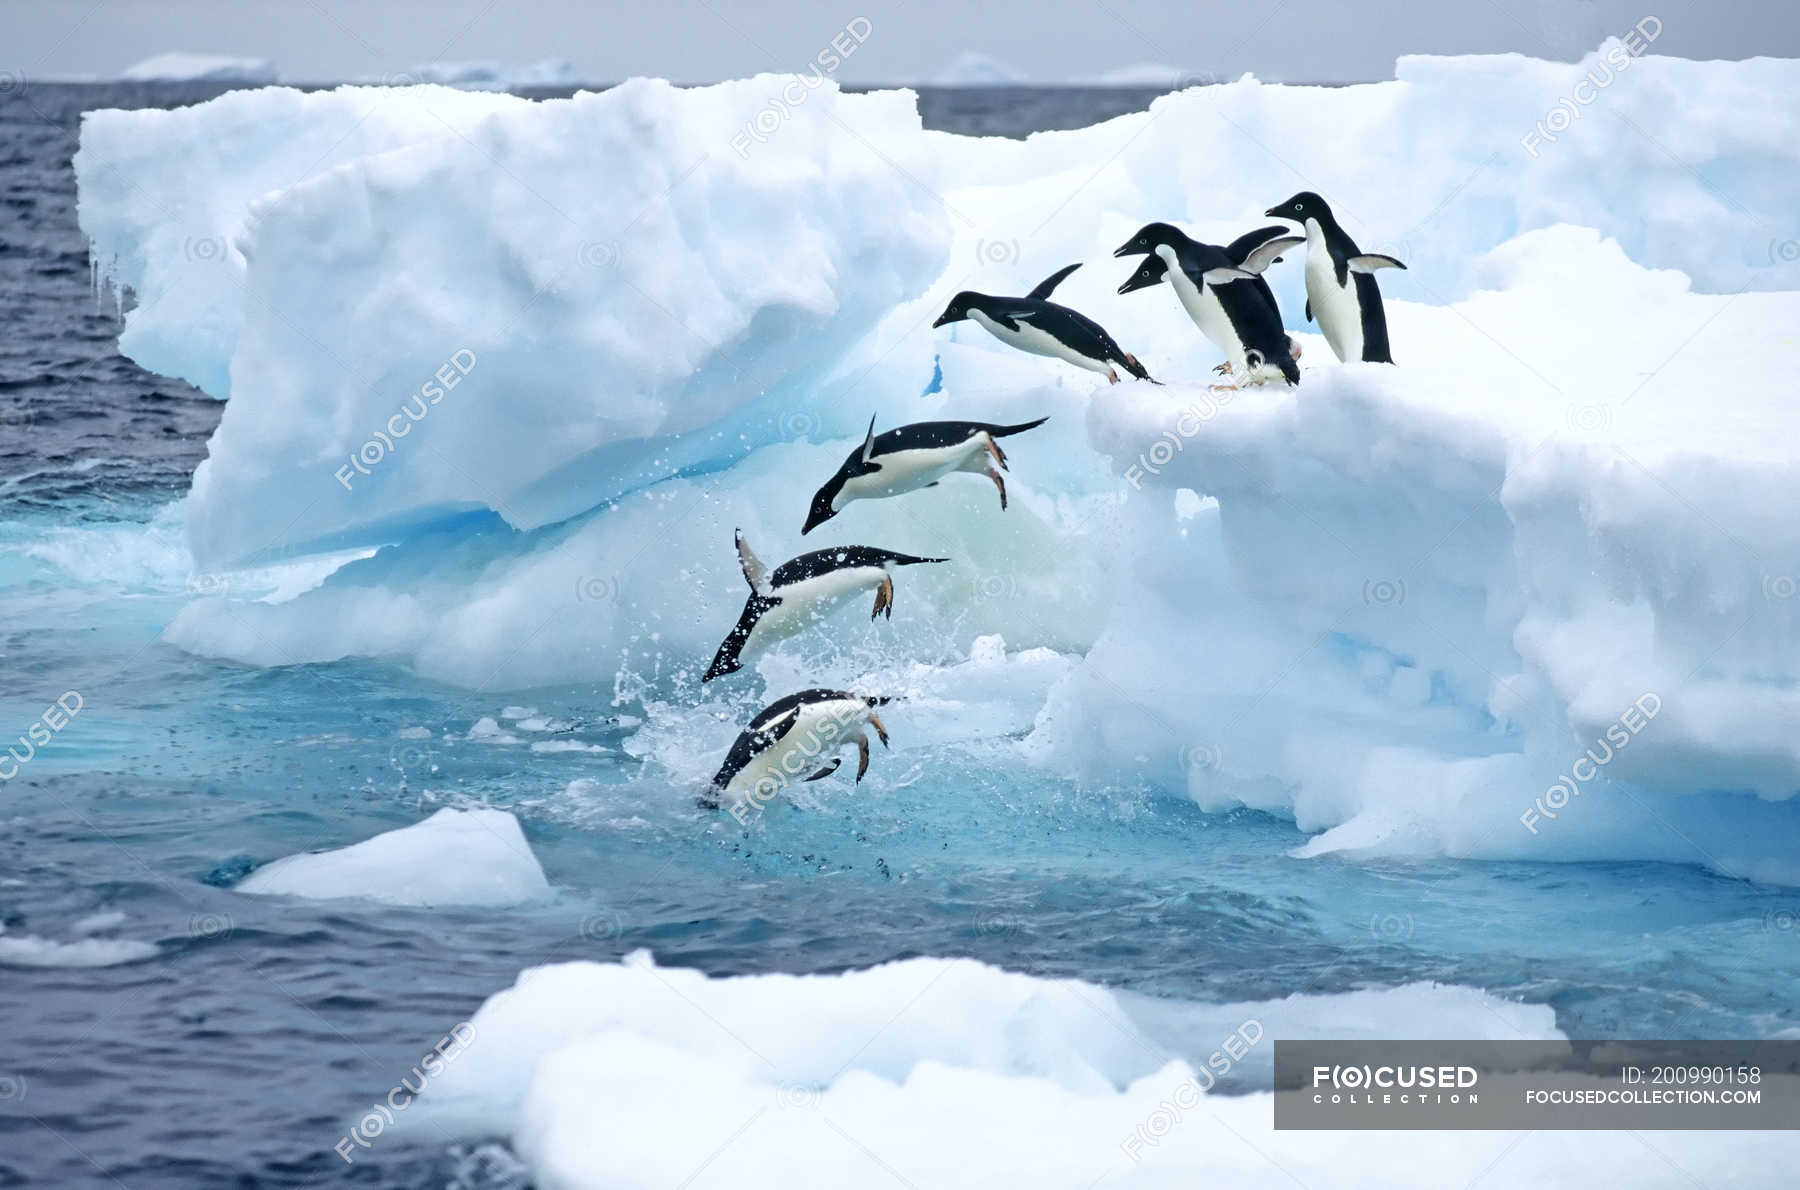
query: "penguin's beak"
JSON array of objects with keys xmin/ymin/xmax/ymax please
[
  {"xmin": 931, "ymin": 312, "xmax": 950, "ymax": 328},
  {"xmin": 1263, "ymin": 205, "xmax": 1285, "ymax": 218},
  {"xmin": 1111, "ymin": 242, "xmax": 1135, "ymax": 258}
]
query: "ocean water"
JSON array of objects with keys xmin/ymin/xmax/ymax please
[{"xmin": 3, "ymin": 81, "xmax": 1798, "ymax": 1189}]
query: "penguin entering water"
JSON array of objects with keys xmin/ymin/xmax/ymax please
[
  {"xmin": 802, "ymin": 414, "xmax": 1049, "ymax": 534},
  {"xmin": 1114, "ymin": 222, "xmax": 1301, "ymax": 388},
  {"xmin": 1265, "ymin": 191, "xmax": 1406, "ymax": 364},
  {"xmin": 703, "ymin": 532, "xmax": 948, "ymax": 681},
  {"xmin": 1118, "ymin": 224, "xmax": 1304, "ymax": 378},
  {"xmin": 933, "ymin": 263, "xmax": 1156, "ymax": 384},
  {"xmin": 700, "ymin": 689, "xmax": 891, "ymax": 811}
]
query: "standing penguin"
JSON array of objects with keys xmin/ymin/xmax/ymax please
[
  {"xmin": 1114, "ymin": 222, "xmax": 1300, "ymax": 388},
  {"xmin": 1265, "ymin": 192, "xmax": 1406, "ymax": 364},
  {"xmin": 701, "ymin": 689, "xmax": 891, "ymax": 811},
  {"xmin": 703, "ymin": 532, "xmax": 948, "ymax": 681},
  {"xmin": 1118, "ymin": 224, "xmax": 1303, "ymax": 376},
  {"xmin": 933, "ymin": 263, "xmax": 1156, "ymax": 384},
  {"xmin": 802, "ymin": 414, "xmax": 1049, "ymax": 534}
]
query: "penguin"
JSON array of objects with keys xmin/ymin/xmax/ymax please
[
  {"xmin": 1114, "ymin": 222, "xmax": 1301, "ymax": 388},
  {"xmin": 1117, "ymin": 224, "xmax": 1304, "ymax": 377},
  {"xmin": 802, "ymin": 414, "xmax": 1049, "ymax": 535},
  {"xmin": 932, "ymin": 263, "xmax": 1156, "ymax": 384},
  {"xmin": 1264, "ymin": 191, "xmax": 1406, "ymax": 364},
  {"xmin": 703, "ymin": 532, "xmax": 948, "ymax": 681},
  {"xmin": 700, "ymin": 689, "xmax": 890, "ymax": 810}
]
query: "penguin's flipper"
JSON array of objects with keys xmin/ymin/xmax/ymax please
[
  {"xmin": 1026, "ymin": 262, "xmax": 1083, "ymax": 301},
  {"xmin": 855, "ymin": 734, "xmax": 871, "ymax": 782},
  {"xmin": 1201, "ymin": 266, "xmax": 1257, "ymax": 286},
  {"xmin": 1305, "ymin": 299, "xmax": 1313, "ymax": 323},
  {"xmin": 804, "ymin": 757, "xmax": 843, "ymax": 782},
  {"xmin": 859, "ymin": 413, "xmax": 878, "ymax": 464},
  {"xmin": 1348, "ymin": 253, "xmax": 1407, "ymax": 272},
  {"xmin": 1120, "ymin": 353, "xmax": 1157, "ymax": 384},
  {"xmin": 734, "ymin": 530, "xmax": 772, "ymax": 596},
  {"xmin": 871, "ymin": 575, "xmax": 893, "ymax": 620},
  {"xmin": 1239, "ymin": 236, "xmax": 1304, "ymax": 275}
]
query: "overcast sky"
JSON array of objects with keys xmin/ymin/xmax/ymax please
[{"xmin": 4, "ymin": 0, "xmax": 1797, "ymax": 84}]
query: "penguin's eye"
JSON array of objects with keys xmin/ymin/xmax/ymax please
[{"xmin": 1293, "ymin": 203, "xmax": 1302, "ymax": 211}]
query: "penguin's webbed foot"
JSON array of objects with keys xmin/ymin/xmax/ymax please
[
  {"xmin": 1106, "ymin": 368, "xmax": 1119, "ymax": 384},
  {"xmin": 868, "ymin": 712, "xmax": 889, "ymax": 748},
  {"xmin": 1212, "ymin": 361, "xmax": 1233, "ymax": 376},
  {"xmin": 804, "ymin": 757, "xmax": 843, "ymax": 782},
  {"xmin": 986, "ymin": 468, "xmax": 1007, "ymax": 510},
  {"xmin": 696, "ymin": 793, "xmax": 721, "ymax": 811},
  {"xmin": 855, "ymin": 733, "xmax": 871, "ymax": 782},
  {"xmin": 984, "ymin": 434, "xmax": 1009, "ymax": 472},
  {"xmin": 870, "ymin": 576, "xmax": 893, "ymax": 621}
]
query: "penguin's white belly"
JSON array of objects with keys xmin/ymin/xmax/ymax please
[
  {"xmin": 744, "ymin": 567, "xmax": 887, "ymax": 653},
  {"xmin": 840, "ymin": 439, "xmax": 986, "ymax": 502},
  {"xmin": 1168, "ymin": 269, "xmax": 1246, "ymax": 370},
  {"xmin": 969, "ymin": 311, "xmax": 1109, "ymax": 374},
  {"xmin": 1305, "ymin": 250, "xmax": 1364, "ymax": 364},
  {"xmin": 725, "ymin": 700, "xmax": 869, "ymax": 798}
]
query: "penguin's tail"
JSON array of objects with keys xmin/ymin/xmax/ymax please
[
  {"xmin": 889, "ymin": 553, "xmax": 950, "ymax": 567},
  {"xmin": 988, "ymin": 416, "xmax": 1050, "ymax": 438},
  {"xmin": 1120, "ymin": 353, "xmax": 1160, "ymax": 384}
]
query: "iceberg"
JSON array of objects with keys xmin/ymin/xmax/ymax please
[
  {"xmin": 75, "ymin": 43, "xmax": 1800, "ymax": 885},
  {"xmin": 235, "ymin": 807, "xmax": 552, "ymax": 907},
  {"xmin": 118, "ymin": 53, "xmax": 278, "ymax": 84}
]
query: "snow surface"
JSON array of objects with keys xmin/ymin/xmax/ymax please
[
  {"xmin": 76, "ymin": 45, "xmax": 1800, "ymax": 886},
  {"xmin": 118, "ymin": 53, "xmax": 278, "ymax": 84},
  {"xmin": 235, "ymin": 808, "xmax": 551, "ymax": 907},
  {"xmin": 402, "ymin": 951, "xmax": 1796, "ymax": 1188}
]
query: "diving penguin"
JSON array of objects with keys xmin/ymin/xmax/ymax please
[
  {"xmin": 933, "ymin": 263, "xmax": 1156, "ymax": 384},
  {"xmin": 802, "ymin": 414, "xmax": 1049, "ymax": 534},
  {"xmin": 1265, "ymin": 191, "xmax": 1406, "ymax": 364},
  {"xmin": 703, "ymin": 532, "xmax": 948, "ymax": 681},
  {"xmin": 701, "ymin": 689, "xmax": 891, "ymax": 810},
  {"xmin": 1114, "ymin": 222, "xmax": 1300, "ymax": 387}
]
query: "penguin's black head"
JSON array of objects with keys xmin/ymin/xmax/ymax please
[
  {"xmin": 802, "ymin": 476, "xmax": 843, "ymax": 535},
  {"xmin": 932, "ymin": 293, "xmax": 979, "ymax": 328},
  {"xmin": 1267, "ymin": 191, "xmax": 1330, "ymax": 223},
  {"xmin": 1246, "ymin": 347, "xmax": 1301, "ymax": 388},
  {"xmin": 1116, "ymin": 255, "xmax": 1168, "ymax": 295},
  {"xmin": 1113, "ymin": 222, "xmax": 1186, "ymax": 258}
]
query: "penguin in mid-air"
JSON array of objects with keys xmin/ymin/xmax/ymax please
[
  {"xmin": 703, "ymin": 532, "xmax": 948, "ymax": 681},
  {"xmin": 1114, "ymin": 222, "xmax": 1301, "ymax": 387},
  {"xmin": 933, "ymin": 263, "xmax": 1156, "ymax": 384},
  {"xmin": 1265, "ymin": 191, "xmax": 1406, "ymax": 364},
  {"xmin": 1118, "ymin": 224, "xmax": 1304, "ymax": 377},
  {"xmin": 701, "ymin": 689, "xmax": 891, "ymax": 809},
  {"xmin": 802, "ymin": 414, "xmax": 1049, "ymax": 534}
]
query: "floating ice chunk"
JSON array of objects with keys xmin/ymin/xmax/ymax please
[
  {"xmin": 235, "ymin": 808, "xmax": 550, "ymax": 907},
  {"xmin": 397, "ymin": 952, "xmax": 1793, "ymax": 1189}
]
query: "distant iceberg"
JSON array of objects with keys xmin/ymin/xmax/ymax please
[
  {"xmin": 119, "ymin": 53, "xmax": 278, "ymax": 84},
  {"xmin": 382, "ymin": 59, "xmax": 580, "ymax": 89},
  {"xmin": 931, "ymin": 50, "xmax": 1028, "ymax": 86}
]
